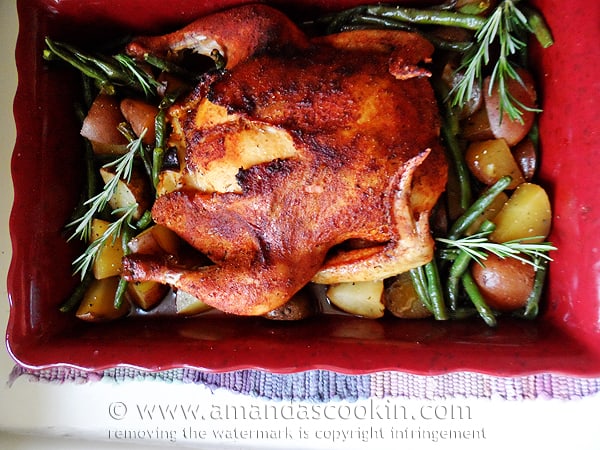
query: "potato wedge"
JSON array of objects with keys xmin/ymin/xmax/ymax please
[
  {"xmin": 99, "ymin": 166, "xmax": 152, "ymax": 220},
  {"xmin": 175, "ymin": 289, "xmax": 213, "ymax": 316},
  {"xmin": 127, "ymin": 280, "xmax": 169, "ymax": 310},
  {"xmin": 76, "ymin": 277, "xmax": 130, "ymax": 321},
  {"xmin": 120, "ymin": 98, "xmax": 159, "ymax": 145},
  {"xmin": 127, "ymin": 224, "xmax": 181, "ymax": 255},
  {"xmin": 490, "ymin": 183, "xmax": 552, "ymax": 243},
  {"xmin": 465, "ymin": 138, "xmax": 524, "ymax": 189},
  {"xmin": 80, "ymin": 93, "xmax": 129, "ymax": 155},
  {"xmin": 326, "ymin": 280, "xmax": 385, "ymax": 319},
  {"xmin": 385, "ymin": 272, "xmax": 431, "ymax": 319},
  {"xmin": 91, "ymin": 218, "xmax": 124, "ymax": 279},
  {"xmin": 156, "ymin": 169, "xmax": 183, "ymax": 196}
]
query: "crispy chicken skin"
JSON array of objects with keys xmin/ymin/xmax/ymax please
[{"xmin": 122, "ymin": 4, "xmax": 448, "ymax": 315}]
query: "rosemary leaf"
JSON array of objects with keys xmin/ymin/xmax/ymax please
[
  {"xmin": 71, "ymin": 204, "xmax": 138, "ymax": 279},
  {"xmin": 437, "ymin": 231, "xmax": 556, "ymax": 271},
  {"xmin": 449, "ymin": 0, "xmax": 549, "ymax": 123},
  {"xmin": 67, "ymin": 132, "xmax": 145, "ymax": 242}
]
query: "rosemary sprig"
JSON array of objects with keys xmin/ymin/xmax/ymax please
[
  {"xmin": 437, "ymin": 231, "xmax": 556, "ymax": 271},
  {"xmin": 67, "ymin": 130, "xmax": 146, "ymax": 243},
  {"xmin": 448, "ymin": 0, "xmax": 549, "ymax": 123},
  {"xmin": 71, "ymin": 204, "xmax": 138, "ymax": 279}
]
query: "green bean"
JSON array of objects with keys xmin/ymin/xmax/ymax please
[
  {"xmin": 211, "ymin": 49, "xmax": 226, "ymax": 70},
  {"xmin": 461, "ymin": 271, "xmax": 497, "ymax": 327},
  {"xmin": 523, "ymin": 6, "xmax": 554, "ymax": 48},
  {"xmin": 446, "ymin": 220, "xmax": 496, "ymax": 309},
  {"xmin": 114, "ymin": 277, "xmax": 129, "ymax": 309},
  {"xmin": 409, "ymin": 265, "xmax": 433, "ymax": 312},
  {"xmin": 447, "ymin": 175, "xmax": 512, "ymax": 240},
  {"xmin": 333, "ymin": 13, "xmax": 415, "ymax": 34},
  {"xmin": 135, "ymin": 210, "xmax": 153, "ymax": 230},
  {"xmin": 441, "ymin": 107, "xmax": 472, "ymax": 211},
  {"xmin": 152, "ymin": 109, "xmax": 166, "ymax": 188},
  {"xmin": 114, "ymin": 226, "xmax": 133, "ymax": 309},
  {"xmin": 522, "ymin": 258, "xmax": 549, "ymax": 319},
  {"xmin": 44, "ymin": 38, "xmax": 116, "ymax": 94},
  {"xmin": 365, "ymin": 5, "xmax": 487, "ymax": 30},
  {"xmin": 456, "ymin": 0, "xmax": 494, "ymax": 15},
  {"xmin": 431, "ymin": 78, "xmax": 472, "ymax": 211},
  {"xmin": 336, "ymin": 14, "xmax": 473, "ymax": 52},
  {"xmin": 59, "ymin": 270, "xmax": 94, "ymax": 313},
  {"xmin": 424, "ymin": 261, "xmax": 449, "ymax": 320},
  {"xmin": 44, "ymin": 37, "xmax": 160, "ymax": 97},
  {"xmin": 151, "ymin": 91, "xmax": 179, "ymax": 188}
]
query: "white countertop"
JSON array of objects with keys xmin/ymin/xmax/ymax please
[{"xmin": 1, "ymin": 1, "xmax": 599, "ymax": 449}]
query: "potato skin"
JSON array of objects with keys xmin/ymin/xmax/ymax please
[
  {"xmin": 384, "ymin": 272, "xmax": 431, "ymax": 319},
  {"xmin": 490, "ymin": 183, "xmax": 552, "ymax": 244},
  {"xmin": 80, "ymin": 94, "xmax": 129, "ymax": 155},
  {"xmin": 470, "ymin": 254, "xmax": 535, "ymax": 311},
  {"xmin": 465, "ymin": 138, "xmax": 524, "ymax": 189},
  {"xmin": 484, "ymin": 68, "xmax": 537, "ymax": 146},
  {"xmin": 264, "ymin": 288, "xmax": 318, "ymax": 320}
]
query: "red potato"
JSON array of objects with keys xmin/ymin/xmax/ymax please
[
  {"xmin": 470, "ymin": 254, "xmax": 535, "ymax": 311},
  {"xmin": 120, "ymin": 98, "xmax": 159, "ymax": 145},
  {"xmin": 441, "ymin": 62, "xmax": 483, "ymax": 120},
  {"xmin": 512, "ymin": 138, "xmax": 537, "ymax": 181},
  {"xmin": 465, "ymin": 138, "xmax": 525, "ymax": 189},
  {"xmin": 461, "ymin": 107, "xmax": 495, "ymax": 142},
  {"xmin": 483, "ymin": 68, "xmax": 537, "ymax": 146},
  {"xmin": 80, "ymin": 93, "xmax": 129, "ymax": 155}
]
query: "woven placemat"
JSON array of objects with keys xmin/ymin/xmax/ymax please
[{"xmin": 10, "ymin": 366, "xmax": 600, "ymax": 401}]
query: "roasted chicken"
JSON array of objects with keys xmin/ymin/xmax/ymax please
[{"xmin": 122, "ymin": 4, "xmax": 448, "ymax": 315}]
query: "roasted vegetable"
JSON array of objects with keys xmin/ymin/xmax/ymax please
[
  {"xmin": 80, "ymin": 93, "xmax": 129, "ymax": 155},
  {"xmin": 327, "ymin": 280, "xmax": 385, "ymax": 319},
  {"xmin": 471, "ymin": 253, "xmax": 536, "ymax": 311},
  {"xmin": 465, "ymin": 138, "xmax": 525, "ymax": 189},
  {"xmin": 385, "ymin": 272, "xmax": 432, "ymax": 319},
  {"xmin": 264, "ymin": 288, "xmax": 319, "ymax": 320},
  {"xmin": 75, "ymin": 277, "xmax": 130, "ymax": 321},
  {"xmin": 174, "ymin": 289, "xmax": 212, "ymax": 316},
  {"xmin": 490, "ymin": 182, "xmax": 552, "ymax": 243},
  {"xmin": 90, "ymin": 218, "xmax": 124, "ymax": 279}
]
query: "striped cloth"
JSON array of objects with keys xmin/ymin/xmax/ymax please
[{"xmin": 10, "ymin": 366, "xmax": 600, "ymax": 401}]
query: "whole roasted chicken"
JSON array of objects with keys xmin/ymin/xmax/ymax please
[{"xmin": 122, "ymin": 4, "xmax": 448, "ymax": 315}]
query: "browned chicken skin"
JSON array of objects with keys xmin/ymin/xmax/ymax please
[{"xmin": 122, "ymin": 4, "xmax": 448, "ymax": 315}]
